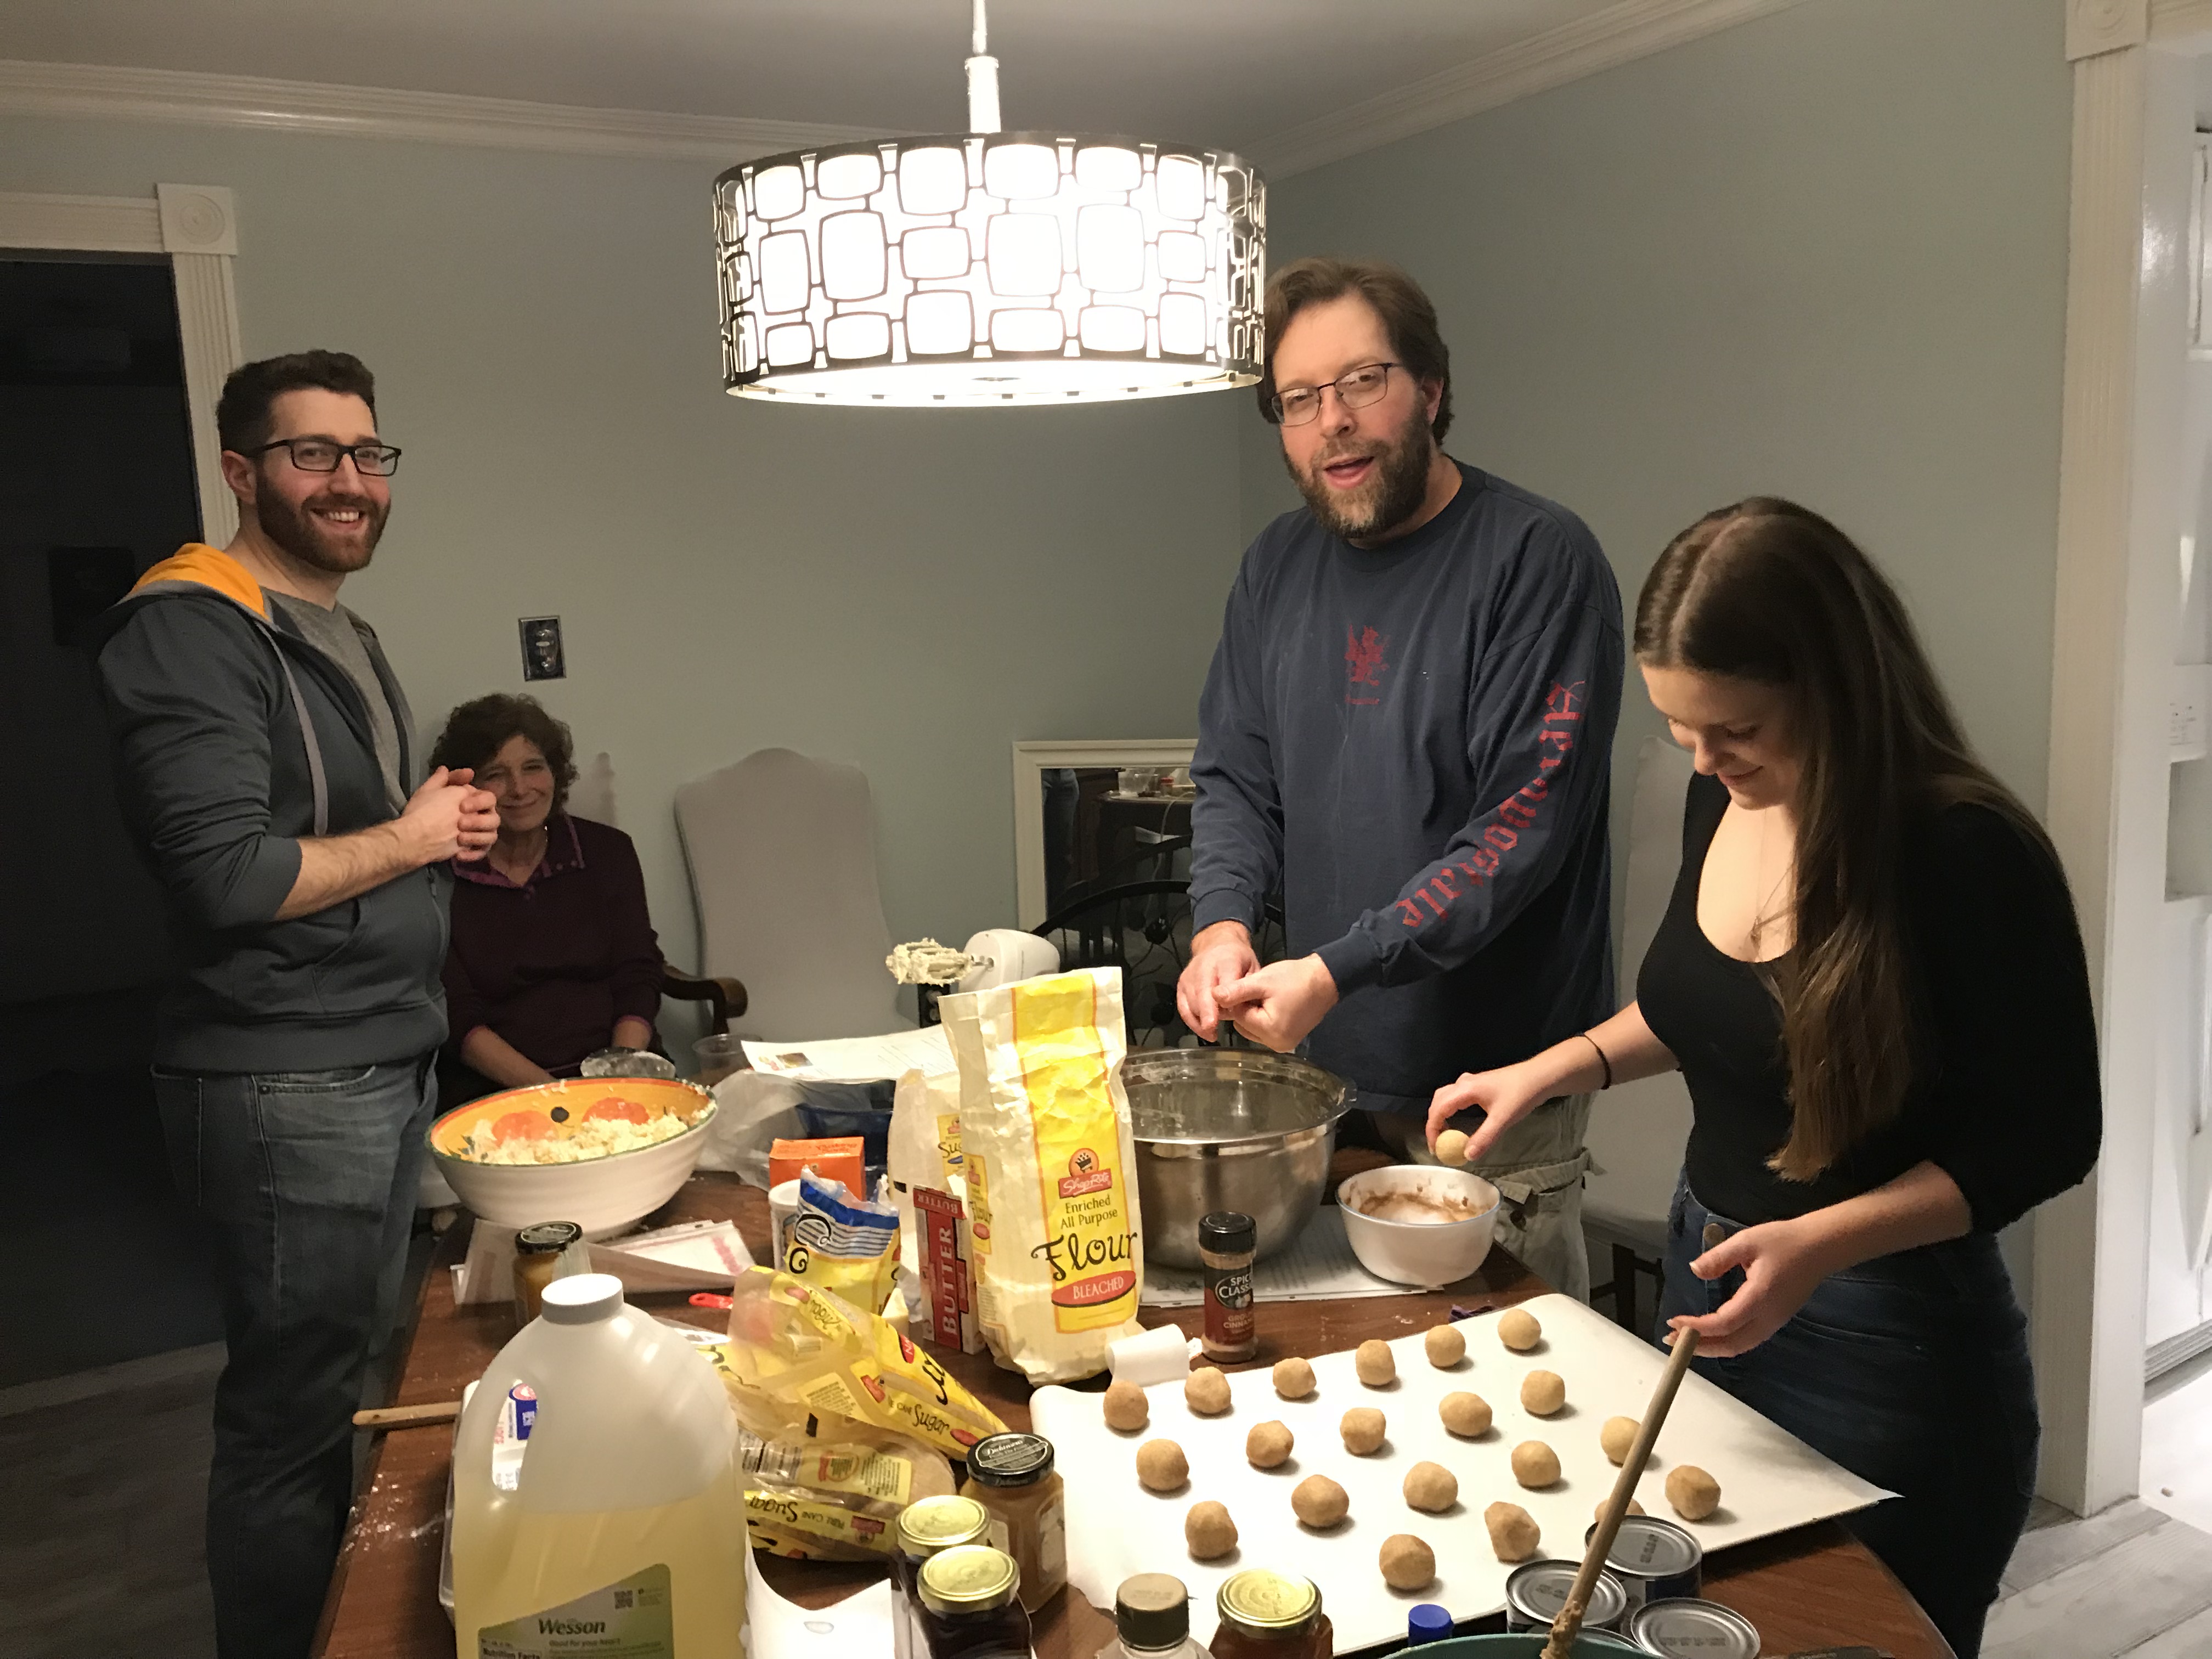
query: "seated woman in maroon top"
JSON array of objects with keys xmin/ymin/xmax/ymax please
[{"xmin": 427, "ymin": 695, "xmax": 664, "ymax": 1101}]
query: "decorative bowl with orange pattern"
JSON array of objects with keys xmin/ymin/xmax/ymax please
[{"xmin": 427, "ymin": 1076, "xmax": 717, "ymax": 1238}]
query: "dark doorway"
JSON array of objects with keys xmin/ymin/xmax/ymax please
[{"xmin": 0, "ymin": 253, "xmax": 222, "ymax": 1383}]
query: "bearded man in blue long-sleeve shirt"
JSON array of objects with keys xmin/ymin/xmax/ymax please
[{"xmin": 1176, "ymin": 258, "xmax": 1623, "ymax": 1297}]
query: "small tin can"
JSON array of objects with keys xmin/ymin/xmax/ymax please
[
  {"xmin": 1583, "ymin": 1515, "xmax": 1704, "ymax": 1610},
  {"xmin": 1504, "ymin": 1559, "xmax": 1630, "ymax": 1634},
  {"xmin": 1626, "ymin": 1598, "xmax": 1761, "ymax": 1658}
]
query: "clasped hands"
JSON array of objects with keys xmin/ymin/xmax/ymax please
[
  {"xmin": 402, "ymin": 765, "xmax": 500, "ymax": 863},
  {"xmin": 1175, "ymin": 922, "xmax": 1339, "ymax": 1051}
]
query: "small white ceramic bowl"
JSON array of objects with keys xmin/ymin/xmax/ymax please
[
  {"xmin": 428, "ymin": 1077, "xmax": 716, "ymax": 1240},
  {"xmin": 1335, "ymin": 1164, "xmax": 1501, "ymax": 1288}
]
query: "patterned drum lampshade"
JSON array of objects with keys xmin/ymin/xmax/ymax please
[{"xmin": 714, "ymin": 134, "xmax": 1266, "ymax": 407}]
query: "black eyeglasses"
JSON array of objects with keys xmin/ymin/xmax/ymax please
[
  {"xmin": 1266, "ymin": 362, "xmax": 1404, "ymax": 426},
  {"xmin": 248, "ymin": 438, "xmax": 403, "ymax": 476}
]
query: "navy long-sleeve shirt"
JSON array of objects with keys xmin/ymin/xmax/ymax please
[{"xmin": 1190, "ymin": 461, "xmax": 1624, "ymax": 1113}]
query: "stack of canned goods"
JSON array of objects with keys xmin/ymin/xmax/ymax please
[{"xmin": 1503, "ymin": 1515, "xmax": 1759, "ymax": 1658}]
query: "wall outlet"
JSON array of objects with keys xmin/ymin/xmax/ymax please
[
  {"xmin": 520, "ymin": 616, "xmax": 565, "ymax": 681},
  {"xmin": 2173, "ymin": 664, "xmax": 2211, "ymax": 761}
]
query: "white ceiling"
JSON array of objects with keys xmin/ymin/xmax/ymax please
[{"xmin": 0, "ymin": 0, "xmax": 1630, "ymax": 159}]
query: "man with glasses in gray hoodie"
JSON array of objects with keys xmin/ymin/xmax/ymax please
[{"xmin": 95, "ymin": 351, "xmax": 497, "ymax": 1659}]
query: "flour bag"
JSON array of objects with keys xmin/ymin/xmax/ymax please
[{"xmin": 937, "ymin": 967, "xmax": 1144, "ymax": 1383}]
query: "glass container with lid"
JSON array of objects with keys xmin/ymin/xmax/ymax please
[
  {"xmin": 958, "ymin": 1432, "xmax": 1066, "ymax": 1611},
  {"xmin": 917, "ymin": 1545, "xmax": 1031, "ymax": 1659},
  {"xmin": 511, "ymin": 1221, "xmax": 583, "ymax": 1325},
  {"xmin": 1098, "ymin": 1573, "xmax": 1211, "ymax": 1659},
  {"xmin": 893, "ymin": 1496, "xmax": 992, "ymax": 1659},
  {"xmin": 1199, "ymin": 1212, "xmax": 1257, "ymax": 1363},
  {"xmin": 1209, "ymin": 1570, "xmax": 1331, "ymax": 1659}
]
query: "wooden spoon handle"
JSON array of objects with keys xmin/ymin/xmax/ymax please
[
  {"xmin": 352, "ymin": 1400, "xmax": 461, "ymax": 1430},
  {"xmin": 1542, "ymin": 1328, "xmax": 1701, "ymax": 1659}
]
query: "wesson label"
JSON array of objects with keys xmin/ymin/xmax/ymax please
[
  {"xmin": 1009, "ymin": 975, "xmax": 1139, "ymax": 1333},
  {"xmin": 476, "ymin": 1562, "xmax": 673, "ymax": 1658}
]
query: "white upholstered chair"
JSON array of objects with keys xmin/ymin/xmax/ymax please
[
  {"xmin": 1583, "ymin": 735, "xmax": 1699, "ymax": 1330},
  {"xmin": 674, "ymin": 748, "xmax": 901, "ymax": 1041}
]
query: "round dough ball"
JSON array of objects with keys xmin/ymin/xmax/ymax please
[
  {"xmin": 1596, "ymin": 1498, "xmax": 1646, "ymax": 1521},
  {"xmin": 1292, "ymin": 1474, "xmax": 1350, "ymax": 1528},
  {"xmin": 1401, "ymin": 1460, "xmax": 1458, "ymax": 1514},
  {"xmin": 1424, "ymin": 1323, "xmax": 1466, "ymax": 1368},
  {"xmin": 1520, "ymin": 1370, "xmax": 1566, "ymax": 1417},
  {"xmin": 1485, "ymin": 1501, "xmax": 1541, "ymax": 1564},
  {"xmin": 1439, "ymin": 1391, "xmax": 1493, "ymax": 1437},
  {"xmin": 1185, "ymin": 1500, "xmax": 1238, "ymax": 1560},
  {"xmin": 1511, "ymin": 1440, "xmax": 1561, "ymax": 1489},
  {"xmin": 1339, "ymin": 1406, "xmax": 1387, "ymax": 1455},
  {"xmin": 1246, "ymin": 1420, "xmax": 1294, "ymax": 1469},
  {"xmin": 1379, "ymin": 1533, "xmax": 1436, "ymax": 1591},
  {"xmin": 1600, "ymin": 1415, "xmax": 1638, "ymax": 1465},
  {"xmin": 1136, "ymin": 1438, "xmax": 1189, "ymax": 1493},
  {"xmin": 1434, "ymin": 1128, "xmax": 1471, "ymax": 1165},
  {"xmin": 1498, "ymin": 1308, "xmax": 1542, "ymax": 1352},
  {"xmin": 1185, "ymin": 1365, "xmax": 1233, "ymax": 1417},
  {"xmin": 1356, "ymin": 1339, "xmax": 1397, "ymax": 1386},
  {"xmin": 1667, "ymin": 1464, "xmax": 1722, "ymax": 1521},
  {"xmin": 1103, "ymin": 1379, "xmax": 1149, "ymax": 1433},
  {"xmin": 1273, "ymin": 1357, "xmax": 1317, "ymax": 1400}
]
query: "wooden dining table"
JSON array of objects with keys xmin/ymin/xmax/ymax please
[{"xmin": 313, "ymin": 1172, "xmax": 1953, "ymax": 1659}]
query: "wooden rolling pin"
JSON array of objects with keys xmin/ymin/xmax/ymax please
[
  {"xmin": 352, "ymin": 1400, "xmax": 460, "ymax": 1430},
  {"xmin": 1542, "ymin": 1328, "xmax": 1701, "ymax": 1659}
]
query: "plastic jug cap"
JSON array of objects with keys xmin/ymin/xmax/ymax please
[{"xmin": 539, "ymin": 1272, "xmax": 623, "ymax": 1323}]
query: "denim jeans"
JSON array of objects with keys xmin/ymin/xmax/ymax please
[
  {"xmin": 154, "ymin": 1056, "xmax": 437, "ymax": 1659},
  {"xmin": 1658, "ymin": 1177, "xmax": 2037, "ymax": 1659}
]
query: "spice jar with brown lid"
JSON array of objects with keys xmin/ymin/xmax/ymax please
[
  {"xmin": 893, "ymin": 1496, "xmax": 992, "ymax": 1659},
  {"xmin": 958, "ymin": 1432, "xmax": 1066, "ymax": 1610},
  {"xmin": 1199, "ymin": 1212, "xmax": 1257, "ymax": 1363},
  {"xmin": 511, "ymin": 1221, "xmax": 583, "ymax": 1325},
  {"xmin": 1209, "ymin": 1570, "xmax": 1331, "ymax": 1659},
  {"xmin": 918, "ymin": 1545, "xmax": 1032, "ymax": 1659}
]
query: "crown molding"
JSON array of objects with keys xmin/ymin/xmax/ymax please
[
  {"xmin": 2151, "ymin": 0, "xmax": 2212, "ymax": 41},
  {"xmin": 0, "ymin": 59, "xmax": 892, "ymax": 164},
  {"xmin": 1248, "ymin": 0, "xmax": 1812, "ymax": 179}
]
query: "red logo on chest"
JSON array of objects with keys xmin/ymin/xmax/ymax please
[{"xmin": 1345, "ymin": 627, "xmax": 1389, "ymax": 705}]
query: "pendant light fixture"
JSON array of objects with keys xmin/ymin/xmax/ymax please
[{"xmin": 713, "ymin": 0, "xmax": 1266, "ymax": 407}]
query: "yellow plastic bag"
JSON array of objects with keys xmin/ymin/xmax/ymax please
[{"xmin": 716, "ymin": 1267, "xmax": 1005, "ymax": 1459}]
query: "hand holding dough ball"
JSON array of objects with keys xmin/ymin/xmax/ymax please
[
  {"xmin": 1185, "ymin": 1365, "xmax": 1233, "ymax": 1416},
  {"xmin": 1273, "ymin": 1357, "xmax": 1317, "ymax": 1400},
  {"xmin": 1485, "ymin": 1501, "xmax": 1541, "ymax": 1563},
  {"xmin": 1339, "ymin": 1407, "xmax": 1387, "ymax": 1455},
  {"xmin": 1600, "ymin": 1416, "xmax": 1639, "ymax": 1465},
  {"xmin": 1137, "ymin": 1439, "xmax": 1189, "ymax": 1493},
  {"xmin": 1293, "ymin": 1474, "xmax": 1350, "ymax": 1528},
  {"xmin": 1667, "ymin": 1464, "xmax": 1722, "ymax": 1521},
  {"xmin": 1520, "ymin": 1370, "xmax": 1566, "ymax": 1417},
  {"xmin": 1246, "ymin": 1420, "xmax": 1294, "ymax": 1469},
  {"xmin": 1424, "ymin": 1323, "xmax": 1466, "ymax": 1368},
  {"xmin": 1434, "ymin": 1128, "xmax": 1470, "ymax": 1165},
  {"xmin": 1103, "ymin": 1380, "xmax": 1149, "ymax": 1432},
  {"xmin": 1185, "ymin": 1500, "xmax": 1238, "ymax": 1560},
  {"xmin": 1401, "ymin": 1460, "xmax": 1458, "ymax": 1513},
  {"xmin": 1356, "ymin": 1340, "xmax": 1397, "ymax": 1386},
  {"xmin": 1498, "ymin": 1308, "xmax": 1542, "ymax": 1352},
  {"xmin": 1439, "ymin": 1391, "xmax": 1492, "ymax": 1437},
  {"xmin": 1511, "ymin": 1440, "xmax": 1561, "ymax": 1489},
  {"xmin": 1379, "ymin": 1533, "xmax": 1436, "ymax": 1590},
  {"xmin": 1597, "ymin": 1498, "xmax": 1646, "ymax": 1521}
]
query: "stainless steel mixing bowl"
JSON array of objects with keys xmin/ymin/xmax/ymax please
[{"xmin": 1123, "ymin": 1047, "xmax": 1351, "ymax": 1269}]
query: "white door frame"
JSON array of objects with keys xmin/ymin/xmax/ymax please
[
  {"xmin": 0, "ymin": 184, "xmax": 245, "ymax": 543},
  {"xmin": 2041, "ymin": 0, "xmax": 2212, "ymax": 1514}
]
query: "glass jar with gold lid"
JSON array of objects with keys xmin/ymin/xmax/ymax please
[
  {"xmin": 893, "ymin": 1497, "xmax": 993, "ymax": 1659},
  {"xmin": 917, "ymin": 1544, "xmax": 1032, "ymax": 1659},
  {"xmin": 1209, "ymin": 1571, "xmax": 1331, "ymax": 1659}
]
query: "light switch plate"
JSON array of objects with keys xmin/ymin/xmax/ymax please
[{"xmin": 520, "ymin": 616, "xmax": 565, "ymax": 681}]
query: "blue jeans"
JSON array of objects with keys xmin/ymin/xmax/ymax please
[
  {"xmin": 1658, "ymin": 1178, "xmax": 2036, "ymax": 1659},
  {"xmin": 155, "ymin": 1057, "xmax": 437, "ymax": 1659}
]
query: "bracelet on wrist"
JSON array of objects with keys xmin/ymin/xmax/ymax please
[{"xmin": 1579, "ymin": 1031, "xmax": 1613, "ymax": 1090}]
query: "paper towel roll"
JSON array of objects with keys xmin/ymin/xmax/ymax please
[{"xmin": 1109, "ymin": 1323, "xmax": 1202, "ymax": 1386}]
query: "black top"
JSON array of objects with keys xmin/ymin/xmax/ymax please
[
  {"xmin": 1638, "ymin": 772, "xmax": 2101, "ymax": 1233},
  {"xmin": 1189, "ymin": 461, "xmax": 1624, "ymax": 1111}
]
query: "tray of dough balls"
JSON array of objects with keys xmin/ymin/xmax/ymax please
[{"xmin": 1030, "ymin": 1293, "xmax": 1890, "ymax": 1653}]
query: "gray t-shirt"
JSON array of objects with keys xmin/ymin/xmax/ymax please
[{"xmin": 269, "ymin": 591, "xmax": 405, "ymax": 812}]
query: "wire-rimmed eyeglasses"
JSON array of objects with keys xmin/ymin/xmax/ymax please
[{"xmin": 1266, "ymin": 362, "xmax": 1404, "ymax": 426}]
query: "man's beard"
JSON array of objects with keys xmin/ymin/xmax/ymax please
[
  {"xmin": 1286, "ymin": 399, "xmax": 1435, "ymax": 542},
  {"xmin": 254, "ymin": 482, "xmax": 387, "ymax": 574}
]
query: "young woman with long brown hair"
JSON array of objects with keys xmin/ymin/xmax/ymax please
[{"xmin": 1425, "ymin": 498, "xmax": 2101, "ymax": 1657}]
